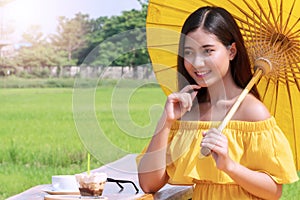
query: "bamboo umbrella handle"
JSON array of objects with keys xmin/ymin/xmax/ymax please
[{"xmin": 200, "ymin": 68, "xmax": 264, "ymax": 156}]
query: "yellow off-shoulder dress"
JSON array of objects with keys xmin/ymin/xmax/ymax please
[{"xmin": 138, "ymin": 117, "xmax": 299, "ymax": 199}]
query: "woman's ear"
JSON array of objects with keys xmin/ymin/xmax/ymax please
[{"xmin": 229, "ymin": 42, "xmax": 237, "ymax": 60}]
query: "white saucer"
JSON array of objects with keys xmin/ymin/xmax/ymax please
[
  {"xmin": 42, "ymin": 186, "xmax": 80, "ymax": 195},
  {"xmin": 44, "ymin": 195, "xmax": 108, "ymax": 200}
]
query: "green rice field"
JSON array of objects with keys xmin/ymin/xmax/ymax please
[{"xmin": 0, "ymin": 80, "xmax": 299, "ymax": 199}]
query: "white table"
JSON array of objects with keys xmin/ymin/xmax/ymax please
[{"xmin": 7, "ymin": 154, "xmax": 193, "ymax": 200}]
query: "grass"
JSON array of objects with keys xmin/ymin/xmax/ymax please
[
  {"xmin": 0, "ymin": 83, "xmax": 166, "ymax": 199},
  {"xmin": 0, "ymin": 88, "xmax": 90, "ymax": 199},
  {"xmin": 0, "ymin": 79, "xmax": 299, "ymax": 199}
]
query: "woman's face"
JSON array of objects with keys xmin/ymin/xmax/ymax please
[{"xmin": 183, "ymin": 28, "xmax": 235, "ymax": 87}]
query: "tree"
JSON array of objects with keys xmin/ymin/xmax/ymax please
[
  {"xmin": 14, "ymin": 25, "xmax": 68, "ymax": 77},
  {"xmin": 51, "ymin": 13, "xmax": 91, "ymax": 65},
  {"xmin": 75, "ymin": 16, "xmax": 109, "ymax": 65},
  {"xmin": 87, "ymin": 2, "xmax": 149, "ymax": 74},
  {"xmin": 21, "ymin": 25, "xmax": 45, "ymax": 46},
  {"xmin": 6, "ymin": 0, "xmax": 151, "ymax": 78}
]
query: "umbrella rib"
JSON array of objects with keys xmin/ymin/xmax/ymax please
[
  {"xmin": 258, "ymin": 78, "xmax": 271, "ymax": 102},
  {"xmin": 235, "ymin": 19, "xmax": 269, "ymax": 45},
  {"xmin": 284, "ymin": 48, "xmax": 300, "ymax": 70},
  {"xmin": 257, "ymin": 6, "xmax": 268, "ymax": 50},
  {"xmin": 242, "ymin": 0, "xmax": 273, "ymax": 30},
  {"xmin": 284, "ymin": 18, "xmax": 300, "ymax": 39},
  {"xmin": 149, "ymin": 1, "xmax": 191, "ymax": 15},
  {"xmin": 285, "ymin": 75, "xmax": 298, "ymax": 170},
  {"xmin": 147, "ymin": 43, "xmax": 178, "ymax": 48},
  {"xmin": 280, "ymin": 39, "xmax": 299, "ymax": 57},
  {"xmin": 240, "ymin": 21, "xmax": 252, "ymax": 49},
  {"xmin": 153, "ymin": 65, "xmax": 177, "ymax": 73},
  {"xmin": 273, "ymin": 80, "xmax": 280, "ymax": 116},
  {"xmin": 200, "ymin": 0, "xmax": 270, "ymax": 29},
  {"xmin": 252, "ymin": 8, "xmax": 263, "ymax": 44},
  {"xmin": 226, "ymin": 6, "xmax": 270, "ymax": 38},
  {"xmin": 266, "ymin": 0, "xmax": 280, "ymax": 32},
  {"xmin": 290, "ymin": 50, "xmax": 300, "ymax": 66},
  {"xmin": 287, "ymin": 54, "xmax": 300, "ymax": 91},
  {"xmin": 248, "ymin": 12, "xmax": 264, "ymax": 57},
  {"xmin": 146, "ymin": 21, "xmax": 182, "ymax": 28},
  {"xmin": 286, "ymin": 40, "xmax": 300, "ymax": 54},
  {"xmin": 279, "ymin": 0, "xmax": 283, "ymax": 31},
  {"xmin": 239, "ymin": 24, "xmax": 269, "ymax": 39},
  {"xmin": 281, "ymin": 0, "xmax": 296, "ymax": 34}
]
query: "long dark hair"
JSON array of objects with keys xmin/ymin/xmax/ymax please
[{"xmin": 177, "ymin": 6, "xmax": 260, "ymax": 102}]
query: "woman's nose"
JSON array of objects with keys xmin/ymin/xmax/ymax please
[{"xmin": 193, "ymin": 55, "xmax": 205, "ymax": 68}]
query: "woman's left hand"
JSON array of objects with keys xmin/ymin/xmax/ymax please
[{"xmin": 201, "ymin": 128, "xmax": 234, "ymax": 171}]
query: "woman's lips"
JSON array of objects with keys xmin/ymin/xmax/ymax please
[{"xmin": 195, "ymin": 70, "xmax": 210, "ymax": 78}]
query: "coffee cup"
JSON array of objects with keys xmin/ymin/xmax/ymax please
[{"xmin": 51, "ymin": 175, "xmax": 78, "ymax": 191}]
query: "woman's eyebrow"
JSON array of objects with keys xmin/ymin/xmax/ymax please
[
  {"xmin": 202, "ymin": 44, "xmax": 214, "ymax": 48},
  {"xmin": 184, "ymin": 43, "xmax": 215, "ymax": 49}
]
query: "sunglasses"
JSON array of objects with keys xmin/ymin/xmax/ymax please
[{"xmin": 107, "ymin": 178, "xmax": 139, "ymax": 194}]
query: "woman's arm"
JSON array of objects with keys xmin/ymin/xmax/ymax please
[
  {"xmin": 201, "ymin": 128, "xmax": 282, "ymax": 200},
  {"xmin": 138, "ymin": 85, "xmax": 200, "ymax": 193},
  {"xmin": 224, "ymin": 161, "xmax": 282, "ymax": 200},
  {"xmin": 137, "ymin": 113, "xmax": 172, "ymax": 193},
  {"xmin": 201, "ymin": 94, "xmax": 281, "ymax": 199}
]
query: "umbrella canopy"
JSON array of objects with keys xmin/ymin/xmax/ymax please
[{"xmin": 146, "ymin": 0, "xmax": 300, "ymax": 170}]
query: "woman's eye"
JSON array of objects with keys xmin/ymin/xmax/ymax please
[
  {"xmin": 184, "ymin": 50, "xmax": 193, "ymax": 57},
  {"xmin": 204, "ymin": 49, "xmax": 214, "ymax": 54}
]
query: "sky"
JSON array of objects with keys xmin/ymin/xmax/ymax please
[{"xmin": 1, "ymin": 0, "xmax": 142, "ymax": 40}]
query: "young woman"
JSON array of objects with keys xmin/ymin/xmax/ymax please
[{"xmin": 137, "ymin": 6, "xmax": 298, "ymax": 199}]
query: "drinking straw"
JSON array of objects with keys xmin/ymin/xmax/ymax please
[{"xmin": 87, "ymin": 152, "xmax": 90, "ymax": 175}]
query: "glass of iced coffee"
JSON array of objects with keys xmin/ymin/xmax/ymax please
[{"xmin": 75, "ymin": 172, "xmax": 107, "ymax": 197}]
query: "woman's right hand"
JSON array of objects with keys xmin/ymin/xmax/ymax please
[{"xmin": 164, "ymin": 85, "xmax": 201, "ymax": 122}]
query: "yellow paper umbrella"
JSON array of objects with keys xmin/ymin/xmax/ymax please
[{"xmin": 146, "ymin": 0, "xmax": 300, "ymax": 169}]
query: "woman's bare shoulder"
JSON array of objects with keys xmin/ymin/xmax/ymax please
[{"xmin": 236, "ymin": 94, "xmax": 271, "ymax": 121}]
